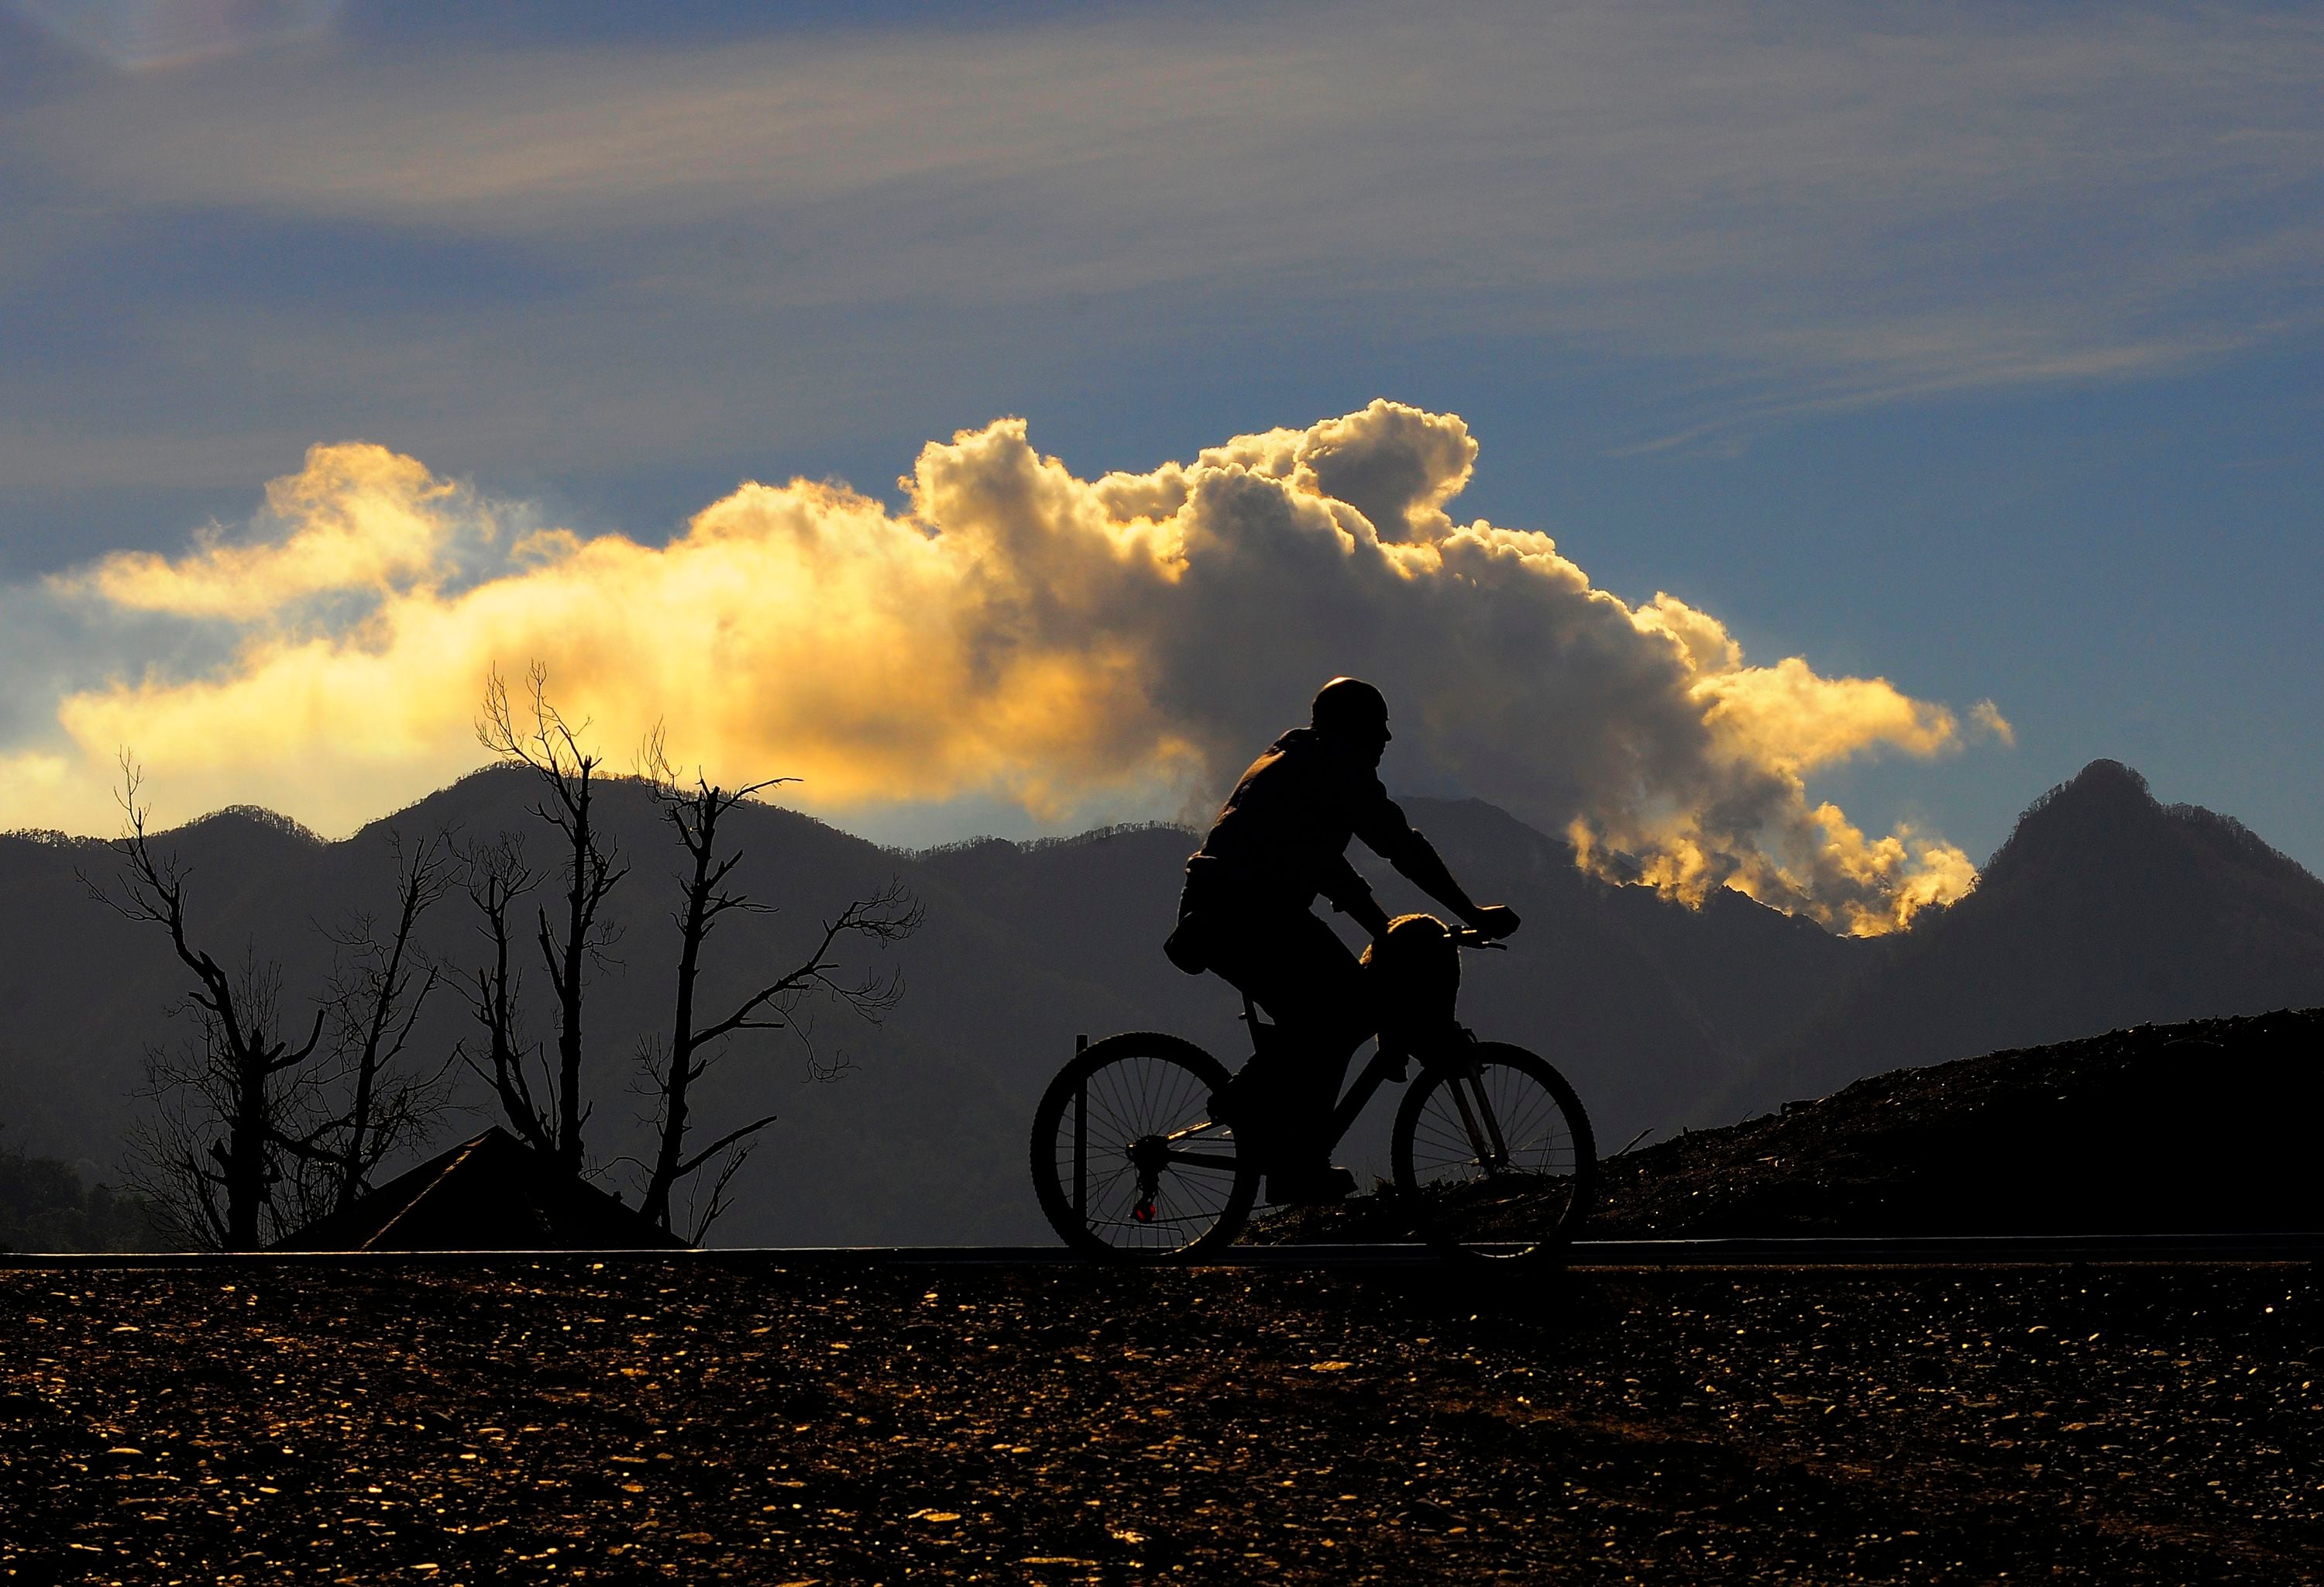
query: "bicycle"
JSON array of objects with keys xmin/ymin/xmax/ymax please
[{"xmin": 1028, "ymin": 921, "xmax": 1596, "ymax": 1265}]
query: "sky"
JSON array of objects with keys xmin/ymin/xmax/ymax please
[{"xmin": 2, "ymin": 0, "xmax": 2320, "ymax": 927}]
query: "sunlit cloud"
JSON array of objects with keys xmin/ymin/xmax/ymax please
[
  {"xmin": 1970, "ymin": 700, "xmax": 2016, "ymax": 748},
  {"xmin": 69, "ymin": 444, "xmax": 481, "ymax": 618},
  {"xmin": 0, "ymin": 404, "xmax": 1999, "ymax": 934}
]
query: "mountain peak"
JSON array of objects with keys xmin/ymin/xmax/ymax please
[
  {"xmin": 2064, "ymin": 762, "xmax": 2147, "ymax": 794},
  {"xmin": 2032, "ymin": 758, "xmax": 2157, "ymax": 824},
  {"xmin": 177, "ymin": 804, "xmax": 327, "ymax": 847},
  {"xmin": 1717, "ymin": 756, "xmax": 2324, "ymax": 1122},
  {"xmin": 2059, "ymin": 757, "xmax": 2150, "ymax": 798},
  {"xmin": 1982, "ymin": 758, "xmax": 2166, "ymax": 879},
  {"xmin": 1982, "ymin": 758, "xmax": 2316, "ymax": 897}
]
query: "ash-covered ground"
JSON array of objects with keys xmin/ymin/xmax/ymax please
[{"xmin": 2, "ymin": 1259, "xmax": 2316, "ymax": 1583}]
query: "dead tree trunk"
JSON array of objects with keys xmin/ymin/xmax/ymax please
[
  {"xmin": 638, "ymin": 733, "xmax": 921, "ymax": 1241},
  {"xmin": 89, "ymin": 761, "xmax": 324, "ymax": 1250},
  {"xmin": 477, "ymin": 664, "xmax": 626, "ymax": 1173},
  {"xmin": 318, "ymin": 828, "xmax": 453, "ymax": 1215},
  {"xmin": 456, "ymin": 832, "xmax": 556, "ymax": 1155}
]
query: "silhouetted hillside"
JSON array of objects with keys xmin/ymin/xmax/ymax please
[
  {"xmin": 0, "ymin": 770, "xmax": 1079, "ymax": 1248},
  {"xmin": 5, "ymin": 758, "xmax": 2320, "ymax": 1247},
  {"xmin": 0, "ymin": 771, "xmax": 1859, "ymax": 1245},
  {"xmin": 1714, "ymin": 760, "xmax": 2324, "ymax": 1121}
]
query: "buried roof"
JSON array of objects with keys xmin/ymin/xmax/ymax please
[{"xmin": 273, "ymin": 1127, "xmax": 684, "ymax": 1252}]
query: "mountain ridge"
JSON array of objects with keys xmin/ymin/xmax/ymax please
[
  {"xmin": 3, "ymin": 758, "xmax": 2319, "ymax": 1246},
  {"xmin": 1712, "ymin": 758, "xmax": 2324, "ymax": 1121}
]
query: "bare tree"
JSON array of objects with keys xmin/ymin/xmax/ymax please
[
  {"xmin": 454, "ymin": 831, "xmax": 555, "ymax": 1155},
  {"xmin": 476, "ymin": 664, "xmax": 627, "ymax": 1172},
  {"xmin": 88, "ymin": 760, "xmax": 324, "ymax": 1250},
  {"xmin": 636, "ymin": 729, "xmax": 922, "ymax": 1241},
  {"xmin": 297, "ymin": 828, "xmax": 456, "ymax": 1218}
]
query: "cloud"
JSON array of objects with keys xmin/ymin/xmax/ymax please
[
  {"xmin": 0, "ymin": 402, "xmax": 1996, "ymax": 934},
  {"xmin": 12, "ymin": 0, "xmax": 342, "ymax": 71},
  {"xmin": 68, "ymin": 444, "xmax": 481, "ymax": 618},
  {"xmin": 1970, "ymin": 699, "xmax": 2016, "ymax": 748},
  {"xmin": 9, "ymin": 0, "xmax": 2319, "ymax": 482}
]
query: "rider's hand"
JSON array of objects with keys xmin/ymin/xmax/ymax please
[{"xmin": 1467, "ymin": 904, "xmax": 1521, "ymax": 939}]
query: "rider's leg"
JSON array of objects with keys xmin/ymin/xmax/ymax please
[{"xmin": 1202, "ymin": 913, "xmax": 1373, "ymax": 1195}]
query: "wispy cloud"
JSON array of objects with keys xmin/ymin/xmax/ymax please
[
  {"xmin": 28, "ymin": 9, "xmax": 2317, "ymax": 330},
  {"xmin": 12, "ymin": 0, "xmax": 341, "ymax": 71},
  {"xmin": 5, "ymin": 1, "xmax": 2318, "ymax": 495}
]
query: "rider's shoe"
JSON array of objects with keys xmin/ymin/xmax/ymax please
[{"xmin": 1264, "ymin": 1164, "xmax": 1358, "ymax": 1206}]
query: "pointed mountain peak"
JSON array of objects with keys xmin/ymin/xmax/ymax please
[
  {"xmin": 1948, "ymin": 756, "xmax": 2319, "ymax": 928},
  {"xmin": 1982, "ymin": 759, "xmax": 2168, "ymax": 877}
]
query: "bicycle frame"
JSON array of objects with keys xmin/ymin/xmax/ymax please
[
  {"xmin": 1142, "ymin": 927, "xmax": 1522, "ymax": 1187},
  {"xmin": 1034, "ymin": 920, "xmax": 1583, "ymax": 1259},
  {"xmin": 1141, "ymin": 1028, "xmax": 1397, "ymax": 1176},
  {"xmin": 1187, "ymin": 1000, "xmax": 1511, "ymax": 1171},
  {"xmin": 1321, "ymin": 1022, "xmax": 1410, "ymax": 1153}
]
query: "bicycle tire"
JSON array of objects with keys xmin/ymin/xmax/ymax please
[
  {"xmin": 1030, "ymin": 1032, "xmax": 1260, "ymax": 1262},
  {"xmin": 1391, "ymin": 1040, "xmax": 1595, "ymax": 1264}
]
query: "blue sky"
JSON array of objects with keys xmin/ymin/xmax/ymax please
[{"xmin": 2, "ymin": 0, "xmax": 2320, "ymax": 886}]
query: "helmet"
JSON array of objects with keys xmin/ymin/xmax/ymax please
[{"xmin": 1312, "ymin": 676, "xmax": 1391, "ymax": 742}]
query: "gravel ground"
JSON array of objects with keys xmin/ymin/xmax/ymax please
[{"xmin": 2, "ymin": 1260, "xmax": 2317, "ymax": 1584}]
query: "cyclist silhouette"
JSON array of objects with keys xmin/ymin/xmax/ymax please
[{"xmin": 1163, "ymin": 677, "xmax": 1520, "ymax": 1203}]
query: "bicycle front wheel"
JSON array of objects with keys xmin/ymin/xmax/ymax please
[
  {"xmin": 1030, "ymin": 1033, "xmax": 1260, "ymax": 1262},
  {"xmin": 1392, "ymin": 1040, "xmax": 1595, "ymax": 1264}
]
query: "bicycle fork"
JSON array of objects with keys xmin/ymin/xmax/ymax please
[{"xmin": 1446, "ymin": 1061, "xmax": 1513, "ymax": 1172}]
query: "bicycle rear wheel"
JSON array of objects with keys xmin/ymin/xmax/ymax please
[
  {"xmin": 1030, "ymin": 1033, "xmax": 1260, "ymax": 1262},
  {"xmin": 1392, "ymin": 1040, "xmax": 1595, "ymax": 1264}
]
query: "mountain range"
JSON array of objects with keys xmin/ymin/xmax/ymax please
[{"xmin": 1, "ymin": 757, "xmax": 2318, "ymax": 1247}]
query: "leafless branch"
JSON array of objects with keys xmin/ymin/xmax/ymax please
[
  {"xmin": 476, "ymin": 664, "xmax": 625, "ymax": 1171},
  {"xmin": 631, "ymin": 729, "xmax": 916, "ymax": 1236},
  {"xmin": 302, "ymin": 828, "xmax": 458, "ymax": 1214},
  {"xmin": 98, "ymin": 757, "xmax": 330, "ymax": 1249}
]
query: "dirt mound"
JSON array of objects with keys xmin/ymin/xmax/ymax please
[
  {"xmin": 1257, "ymin": 1007, "xmax": 2324, "ymax": 1243},
  {"xmin": 1593, "ymin": 1006, "xmax": 2324, "ymax": 1237}
]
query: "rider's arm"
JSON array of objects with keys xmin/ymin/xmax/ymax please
[
  {"xmin": 1318, "ymin": 856, "xmax": 1394, "ymax": 938},
  {"xmin": 1357, "ymin": 797, "xmax": 1519, "ymax": 938},
  {"xmin": 1387, "ymin": 831, "xmax": 1487, "ymax": 925}
]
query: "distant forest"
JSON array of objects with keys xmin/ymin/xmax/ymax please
[{"xmin": 0, "ymin": 1145, "xmax": 172, "ymax": 1253}]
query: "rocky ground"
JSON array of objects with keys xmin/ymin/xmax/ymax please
[{"xmin": 2, "ymin": 1257, "xmax": 2318, "ymax": 1583}]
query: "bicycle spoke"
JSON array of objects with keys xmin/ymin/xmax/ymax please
[
  {"xmin": 1397, "ymin": 1050, "xmax": 1592, "ymax": 1261},
  {"xmin": 1037, "ymin": 1041, "xmax": 1251, "ymax": 1258}
]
